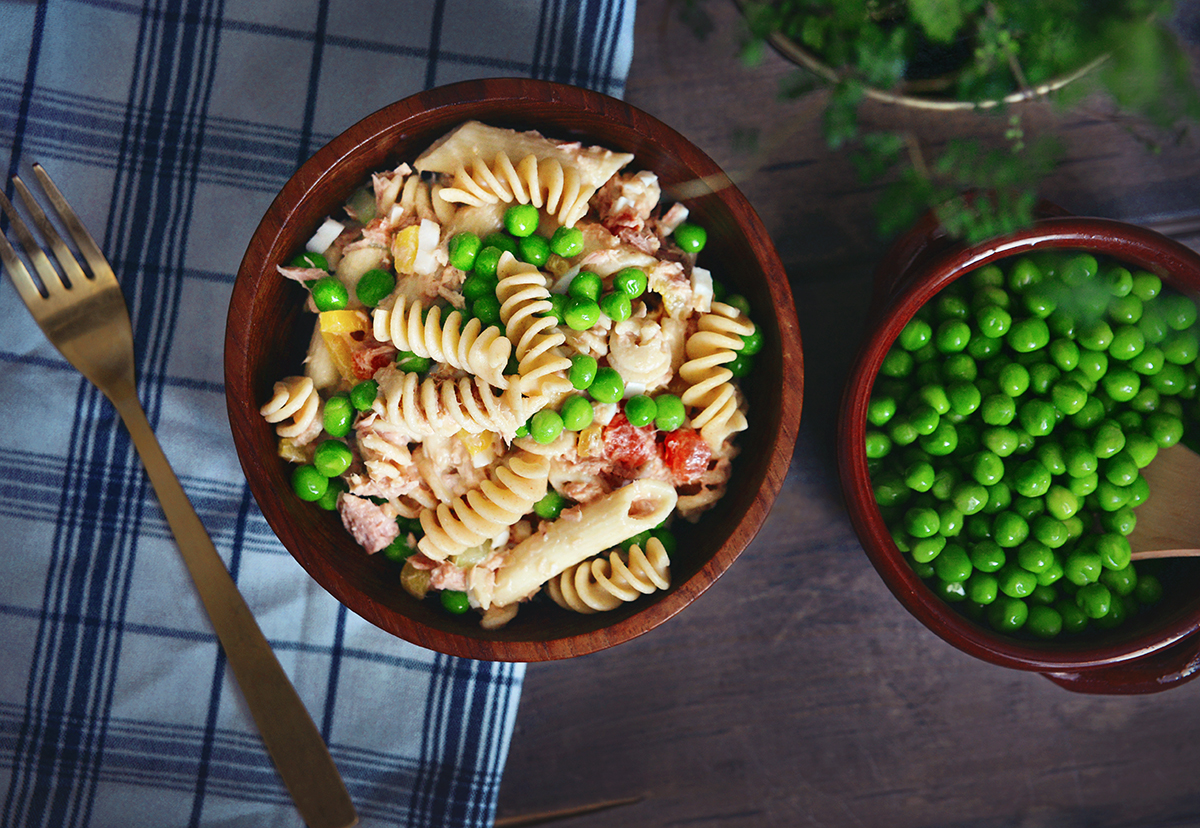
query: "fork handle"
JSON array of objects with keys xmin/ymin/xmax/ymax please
[{"xmin": 110, "ymin": 391, "xmax": 358, "ymax": 828}]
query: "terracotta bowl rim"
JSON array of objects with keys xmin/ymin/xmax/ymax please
[{"xmin": 838, "ymin": 214, "xmax": 1200, "ymax": 674}]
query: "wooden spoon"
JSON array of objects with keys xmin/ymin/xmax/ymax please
[{"xmin": 1129, "ymin": 443, "xmax": 1200, "ymax": 560}]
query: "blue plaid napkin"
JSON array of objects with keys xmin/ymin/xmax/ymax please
[{"xmin": 0, "ymin": 2, "xmax": 634, "ymax": 826}]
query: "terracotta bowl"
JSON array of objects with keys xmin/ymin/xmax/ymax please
[
  {"xmin": 839, "ymin": 210, "xmax": 1200, "ymax": 694},
  {"xmin": 225, "ymin": 79, "xmax": 804, "ymax": 662}
]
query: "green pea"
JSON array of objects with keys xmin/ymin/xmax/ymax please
[
  {"xmin": 350, "ymin": 380, "xmax": 379, "ymax": 411},
  {"xmin": 1048, "ymin": 311, "xmax": 1078, "ymax": 338},
  {"xmin": 1012, "ymin": 495, "xmax": 1044, "ymax": 521},
  {"xmin": 1108, "ymin": 294, "xmax": 1144, "ymax": 326},
  {"xmin": 323, "ymin": 393, "xmax": 354, "ymax": 438},
  {"xmin": 1016, "ymin": 540, "xmax": 1053, "ymax": 573},
  {"xmin": 1138, "ymin": 305, "xmax": 1170, "ymax": 344},
  {"xmin": 972, "ymin": 264, "xmax": 1006, "ymax": 289},
  {"xmin": 560, "ymin": 395, "xmax": 595, "ymax": 431},
  {"xmin": 1017, "ymin": 399, "xmax": 1056, "ymax": 437},
  {"xmin": 599, "ymin": 290, "xmax": 632, "ymax": 322},
  {"xmin": 1023, "ymin": 286, "xmax": 1057, "ymax": 318},
  {"xmin": 903, "ymin": 461, "xmax": 934, "ymax": 493},
  {"xmin": 1135, "ymin": 573, "xmax": 1164, "ymax": 605},
  {"xmin": 613, "ymin": 267, "xmax": 648, "ymax": 298},
  {"xmin": 1163, "ymin": 294, "xmax": 1198, "ymax": 330},
  {"xmin": 968, "ymin": 333, "xmax": 1003, "ymax": 361},
  {"xmin": 1077, "ymin": 350, "xmax": 1109, "ymax": 384},
  {"xmin": 1031, "ymin": 515, "xmax": 1069, "ymax": 549},
  {"xmin": 969, "ymin": 451, "xmax": 1005, "ymax": 486},
  {"xmin": 1009, "ymin": 257, "xmax": 1045, "ymax": 290},
  {"xmin": 549, "ymin": 225, "xmax": 584, "ymax": 258},
  {"xmin": 919, "ymin": 422, "xmax": 958, "ymax": 456},
  {"xmin": 317, "ymin": 478, "xmax": 346, "ymax": 511},
  {"xmin": 1076, "ymin": 582, "xmax": 1113, "ymax": 619},
  {"xmin": 942, "ymin": 354, "xmax": 978, "ymax": 383},
  {"xmin": 642, "ymin": 394, "xmax": 683, "ymax": 433},
  {"xmin": 875, "ymin": 474, "xmax": 909, "ymax": 507},
  {"xmin": 651, "ymin": 528, "xmax": 678, "ymax": 560},
  {"xmin": 889, "ymin": 417, "xmax": 919, "ymax": 447},
  {"xmin": 981, "ymin": 394, "xmax": 1016, "ymax": 426},
  {"xmin": 291, "ymin": 250, "xmax": 329, "ymax": 270},
  {"xmin": 1006, "ymin": 317, "xmax": 1050, "ymax": 353},
  {"xmin": 448, "ymin": 232, "xmax": 482, "ymax": 270},
  {"xmin": 534, "ymin": 489, "xmax": 570, "ymax": 520},
  {"xmin": 1045, "ymin": 485, "xmax": 1080, "ymax": 520},
  {"xmin": 1037, "ymin": 559, "xmax": 1065, "ymax": 586},
  {"xmin": 952, "ymin": 481, "xmax": 989, "ymax": 515},
  {"xmin": 970, "ymin": 540, "xmax": 1006, "ymax": 572},
  {"xmin": 1026, "ymin": 605, "xmax": 1063, "ymax": 639},
  {"xmin": 311, "ymin": 276, "xmax": 349, "ymax": 311},
  {"xmin": 975, "ymin": 305, "xmax": 1011, "ymax": 338},
  {"xmin": 910, "ymin": 534, "xmax": 947, "ymax": 564},
  {"xmin": 904, "ymin": 506, "xmax": 940, "ymax": 538},
  {"xmin": 982, "ymin": 426, "xmax": 1020, "ymax": 457},
  {"xmin": 313, "ymin": 439, "xmax": 353, "ymax": 478},
  {"xmin": 1068, "ymin": 472, "xmax": 1099, "ymax": 498},
  {"xmin": 291, "ymin": 465, "xmax": 328, "ymax": 502},
  {"xmin": 545, "ymin": 293, "xmax": 568, "ymax": 324},
  {"xmin": 568, "ymin": 270, "xmax": 603, "ymax": 302},
  {"xmin": 1164, "ymin": 330, "xmax": 1200, "ymax": 365},
  {"xmin": 1150, "ymin": 363, "xmax": 1187, "ymax": 395},
  {"xmin": 1096, "ymin": 534, "xmax": 1133, "ymax": 570},
  {"xmin": 967, "ymin": 572, "xmax": 1000, "ymax": 604},
  {"xmin": 726, "ymin": 294, "xmax": 752, "ymax": 318},
  {"xmin": 880, "ymin": 347, "xmax": 914, "ymax": 378},
  {"xmin": 1123, "ymin": 431, "xmax": 1159, "ymax": 468},
  {"xmin": 673, "ymin": 222, "xmax": 707, "ymax": 253},
  {"xmin": 1028, "ymin": 363, "xmax": 1061, "ymax": 395},
  {"xmin": 992, "ymin": 511, "xmax": 1029, "ymax": 548},
  {"xmin": 1065, "ymin": 551, "xmax": 1103, "ymax": 586},
  {"xmin": 518, "ymin": 233, "xmax": 551, "ymax": 266},
  {"xmin": 568, "ymin": 353, "xmax": 598, "ymax": 390},
  {"xmin": 1091, "ymin": 419, "xmax": 1126, "ymax": 458},
  {"xmin": 530, "ymin": 409, "xmax": 564, "ymax": 444},
  {"xmin": 946, "ymin": 382, "xmax": 981, "ymax": 416},
  {"xmin": 1100, "ymin": 565, "xmax": 1138, "ymax": 597},
  {"xmin": 588, "ymin": 367, "xmax": 624, "ymax": 403},
  {"xmin": 472, "ymin": 295, "xmax": 502, "ymax": 327},
  {"xmin": 564, "ymin": 297, "xmax": 601, "ymax": 331},
  {"xmin": 727, "ymin": 352, "xmax": 754, "ymax": 378},
  {"xmin": 987, "ymin": 595, "xmax": 1029, "ymax": 632},
  {"xmin": 868, "ymin": 395, "xmax": 897, "ymax": 426},
  {"xmin": 1079, "ymin": 319, "xmax": 1115, "ymax": 352},
  {"xmin": 935, "ymin": 319, "xmax": 971, "ymax": 353},
  {"xmin": 483, "ymin": 232, "xmax": 518, "ymax": 257},
  {"xmin": 1101, "ymin": 367, "xmax": 1140, "ymax": 403},
  {"xmin": 395, "ymin": 350, "xmax": 433, "ymax": 373},
  {"xmin": 440, "ymin": 590, "xmax": 471, "ymax": 615},
  {"xmin": 381, "ymin": 531, "xmax": 415, "ymax": 563},
  {"xmin": 468, "ymin": 247, "xmax": 501, "ymax": 281},
  {"xmin": 898, "ymin": 317, "xmax": 933, "ymax": 350},
  {"xmin": 741, "ymin": 327, "xmax": 764, "ymax": 356},
  {"xmin": 462, "ymin": 271, "xmax": 498, "ymax": 302},
  {"xmin": 1130, "ymin": 270, "xmax": 1162, "ymax": 301},
  {"xmin": 624, "ymin": 394, "xmax": 657, "ymax": 428},
  {"xmin": 1103, "ymin": 265, "xmax": 1134, "ymax": 297},
  {"xmin": 1049, "ymin": 339, "xmax": 1079, "ymax": 372},
  {"xmin": 503, "ymin": 203, "xmax": 540, "ymax": 237},
  {"xmin": 1126, "ymin": 474, "xmax": 1151, "ymax": 508},
  {"xmin": 1050, "ymin": 380, "xmax": 1088, "ymax": 415},
  {"xmin": 934, "ymin": 543, "xmax": 973, "ymax": 583},
  {"xmin": 1146, "ymin": 411, "xmax": 1184, "ymax": 447},
  {"xmin": 982, "ymin": 481, "xmax": 1012, "ymax": 515}
]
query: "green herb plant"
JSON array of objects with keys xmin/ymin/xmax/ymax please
[{"xmin": 681, "ymin": 0, "xmax": 1200, "ymax": 243}]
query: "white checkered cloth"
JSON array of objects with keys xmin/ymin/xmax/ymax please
[{"xmin": 0, "ymin": 1, "xmax": 634, "ymax": 826}]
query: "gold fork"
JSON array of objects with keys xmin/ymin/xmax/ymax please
[{"xmin": 0, "ymin": 165, "xmax": 358, "ymax": 828}]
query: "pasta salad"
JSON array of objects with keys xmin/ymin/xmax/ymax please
[{"xmin": 261, "ymin": 122, "xmax": 760, "ymax": 628}]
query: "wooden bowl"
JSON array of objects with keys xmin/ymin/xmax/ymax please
[
  {"xmin": 225, "ymin": 79, "xmax": 804, "ymax": 662},
  {"xmin": 839, "ymin": 211, "xmax": 1200, "ymax": 693}
]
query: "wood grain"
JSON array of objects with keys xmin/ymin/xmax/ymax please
[{"xmin": 495, "ymin": 0, "xmax": 1200, "ymax": 825}]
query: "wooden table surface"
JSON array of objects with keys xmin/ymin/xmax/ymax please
[{"xmin": 496, "ymin": 2, "xmax": 1200, "ymax": 826}]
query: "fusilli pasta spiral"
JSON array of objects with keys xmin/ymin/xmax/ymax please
[
  {"xmin": 495, "ymin": 253, "xmax": 572, "ymax": 399},
  {"xmin": 372, "ymin": 295, "xmax": 512, "ymax": 388},
  {"xmin": 375, "ymin": 366, "xmax": 531, "ymax": 439},
  {"xmin": 546, "ymin": 537, "xmax": 672, "ymax": 613},
  {"xmin": 260, "ymin": 376, "xmax": 319, "ymax": 439},
  {"xmin": 679, "ymin": 301, "xmax": 755, "ymax": 449},
  {"xmin": 417, "ymin": 449, "xmax": 551, "ymax": 561},
  {"xmin": 436, "ymin": 152, "xmax": 594, "ymax": 227}
]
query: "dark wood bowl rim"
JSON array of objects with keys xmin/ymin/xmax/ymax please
[{"xmin": 226, "ymin": 78, "xmax": 804, "ymax": 661}]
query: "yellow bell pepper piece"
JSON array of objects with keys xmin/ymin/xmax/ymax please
[
  {"xmin": 458, "ymin": 429, "xmax": 494, "ymax": 457},
  {"xmin": 577, "ymin": 422, "xmax": 604, "ymax": 458},
  {"xmin": 392, "ymin": 224, "xmax": 420, "ymax": 274},
  {"xmin": 318, "ymin": 310, "xmax": 371, "ymax": 384}
]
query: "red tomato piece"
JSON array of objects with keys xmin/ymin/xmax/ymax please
[
  {"xmin": 603, "ymin": 413, "xmax": 656, "ymax": 469},
  {"xmin": 663, "ymin": 429, "xmax": 711, "ymax": 483},
  {"xmin": 352, "ymin": 344, "xmax": 396, "ymax": 380}
]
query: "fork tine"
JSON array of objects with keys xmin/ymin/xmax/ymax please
[
  {"xmin": 12, "ymin": 175, "xmax": 88, "ymax": 287},
  {"xmin": 0, "ymin": 213, "xmax": 48, "ymax": 309},
  {"xmin": 0, "ymin": 188, "xmax": 64, "ymax": 296},
  {"xmin": 32, "ymin": 164, "xmax": 115, "ymax": 282}
]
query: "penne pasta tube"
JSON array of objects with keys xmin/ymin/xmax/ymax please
[{"xmin": 487, "ymin": 478, "xmax": 678, "ymax": 608}]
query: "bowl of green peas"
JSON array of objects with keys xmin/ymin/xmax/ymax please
[
  {"xmin": 840, "ymin": 209, "xmax": 1200, "ymax": 692},
  {"xmin": 226, "ymin": 78, "xmax": 803, "ymax": 661}
]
